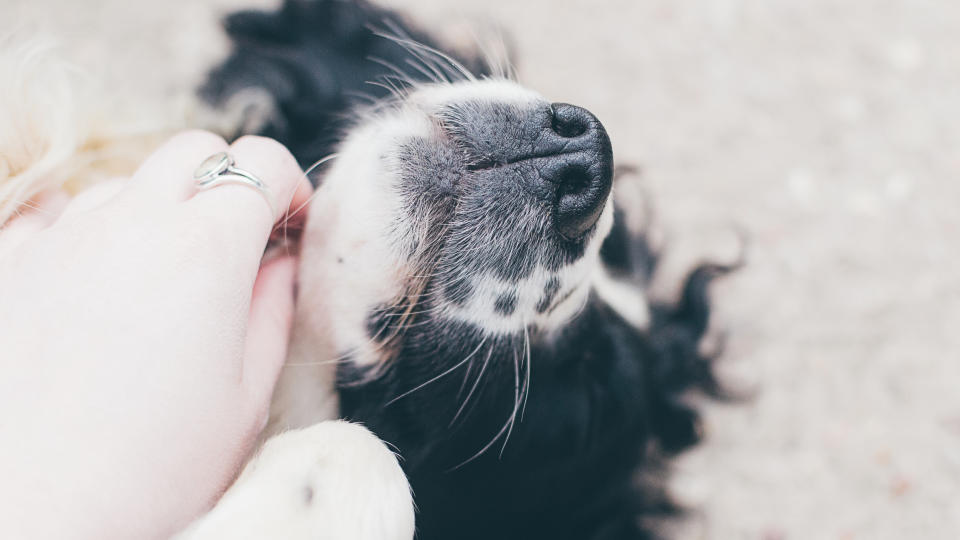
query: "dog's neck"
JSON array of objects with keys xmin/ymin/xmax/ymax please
[{"xmin": 337, "ymin": 294, "xmax": 656, "ymax": 537}]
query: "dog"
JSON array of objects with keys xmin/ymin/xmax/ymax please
[{"xmin": 1, "ymin": 1, "xmax": 731, "ymax": 538}]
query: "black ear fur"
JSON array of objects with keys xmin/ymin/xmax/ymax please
[
  {"xmin": 602, "ymin": 202, "xmax": 736, "ymax": 455},
  {"xmin": 200, "ymin": 0, "xmax": 489, "ymax": 172},
  {"xmin": 596, "ymin": 200, "xmax": 738, "ymax": 534},
  {"xmin": 645, "ymin": 262, "xmax": 733, "ymax": 454}
]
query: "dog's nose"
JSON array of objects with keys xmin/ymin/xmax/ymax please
[{"xmin": 540, "ymin": 103, "xmax": 613, "ymax": 240}]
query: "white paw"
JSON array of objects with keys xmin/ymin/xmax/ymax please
[{"xmin": 176, "ymin": 421, "xmax": 414, "ymax": 540}]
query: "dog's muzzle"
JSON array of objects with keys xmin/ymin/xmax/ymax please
[{"xmin": 452, "ymin": 102, "xmax": 614, "ymax": 241}]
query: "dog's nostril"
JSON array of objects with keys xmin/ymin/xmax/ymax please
[
  {"xmin": 553, "ymin": 161, "xmax": 611, "ymax": 241},
  {"xmin": 556, "ymin": 165, "xmax": 593, "ymax": 197},
  {"xmin": 542, "ymin": 105, "xmax": 614, "ymax": 240},
  {"xmin": 550, "ymin": 103, "xmax": 591, "ymax": 138}
]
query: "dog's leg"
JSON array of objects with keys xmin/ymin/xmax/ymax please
[{"xmin": 174, "ymin": 421, "xmax": 414, "ymax": 540}]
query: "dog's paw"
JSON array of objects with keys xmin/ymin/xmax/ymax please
[{"xmin": 175, "ymin": 421, "xmax": 414, "ymax": 540}]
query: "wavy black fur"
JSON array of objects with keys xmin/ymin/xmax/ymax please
[
  {"xmin": 201, "ymin": 0, "xmax": 487, "ymax": 171},
  {"xmin": 203, "ymin": 1, "xmax": 732, "ymax": 538}
]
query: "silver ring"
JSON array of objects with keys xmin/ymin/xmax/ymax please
[{"xmin": 194, "ymin": 152, "xmax": 274, "ymax": 213}]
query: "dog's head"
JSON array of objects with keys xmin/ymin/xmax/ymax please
[
  {"xmin": 207, "ymin": 0, "xmax": 723, "ymax": 473},
  {"xmin": 303, "ymin": 78, "xmax": 614, "ymax": 368},
  {"xmin": 206, "ymin": 2, "xmax": 728, "ymax": 534},
  {"xmin": 200, "ymin": 0, "xmax": 615, "ymax": 373}
]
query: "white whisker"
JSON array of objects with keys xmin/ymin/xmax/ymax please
[
  {"xmin": 449, "ymin": 346, "xmax": 494, "ymax": 427},
  {"xmin": 384, "ymin": 335, "xmax": 488, "ymax": 406},
  {"xmin": 499, "ymin": 346, "xmax": 522, "ymax": 457},
  {"xmin": 520, "ymin": 325, "xmax": 532, "ymax": 421}
]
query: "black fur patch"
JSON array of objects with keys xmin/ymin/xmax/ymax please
[
  {"xmin": 335, "ymin": 208, "xmax": 734, "ymax": 540},
  {"xmin": 201, "ymin": 0, "xmax": 488, "ymax": 173},
  {"xmin": 442, "ymin": 275, "xmax": 474, "ymax": 307},
  {"xmin": 367, "ymin": 303, "xmax": 407, "ymax": 342},
  {"xmin": 536, "ymin": 276, "xmax": 561, "ymax": 313},
  {"xmin": 494, "ymin": 292, "xmax": 518, "ymax": 316},
  {"xmin": 600, "ymin": 200, "xmax": 658, "ymax": 283},
  {"xmin": 339, "ymin": 247, "xmax": 731, "ymax": 540}
]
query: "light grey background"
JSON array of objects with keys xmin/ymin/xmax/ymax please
[{"xmin": 6, "ymin": 0, "xmax": 959, "ymax": 537}]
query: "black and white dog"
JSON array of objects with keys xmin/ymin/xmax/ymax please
[{"xmin": 176, "ymin": 1, "xmax": 731, "ymax": 538}]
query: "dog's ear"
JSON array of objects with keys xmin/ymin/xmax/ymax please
[
  {"xmin": 600, "ymin": 182, "xmax": 740, "ymax": 454},
  {"xmin": 644, "ymin": 261, "xmax": 736, "ymax": 454},
  {"xmin": 200, "ymin": 0, "xmax": 489, "ymax": 171}
]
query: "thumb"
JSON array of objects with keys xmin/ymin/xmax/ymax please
[{"xmin": 242, "ymin": 255, "xmax": 297, "ymax": 409}]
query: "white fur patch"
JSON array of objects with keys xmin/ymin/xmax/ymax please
[
  {"xmin": 410, "ymin": 78, "xmax": 543, "ymax": 113},
  {"xmin": 592, "ymin": 266, "xmax": 651, "ymax": 330},
  {"xmin": 175, "ymin": 421, "xmax": 414, "ymax": 540},
  {"xmin": 442, "ymin": 197, "xmax": 615, "ymax": 335},
  {"xmin": 291, "ymin": 110, "xmax": 433, "ymax": 368}
]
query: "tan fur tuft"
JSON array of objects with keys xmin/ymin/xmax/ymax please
[{"xmin": 0, "ymin": 34, "xmax": 195, "ymax": 227}]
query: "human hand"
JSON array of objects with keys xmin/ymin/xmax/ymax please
[{"xmin": 0, "ymin": 131, "xmax": 312, "ymax": 539}]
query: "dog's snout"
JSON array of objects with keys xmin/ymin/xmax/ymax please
[
  {"xmin": 446, "ymin": 98, "xmax": 613, "ymax": 240},
  {"xmin": 542, "ymin": 103, "xmax": 613, "ymax": 240}
]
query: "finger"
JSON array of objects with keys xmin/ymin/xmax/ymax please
[
  {"xmin": 0, "ymin": 190, "xmax": 70, "ymax": 258},
  {"xmin": 188, "ymin": 136, "xmax": 308, "ymax": 246},
  {"xmin": 241, "ymin": 255, "xmax": 297, "ymax": 409},
  {"xmin": 281, "ymin": 170, "xmax": 314, "ymax": 226},
  {"xmin": 55, "ymin": 178, "xmax": 126, "ymax": 222},
  {"xmin": 4, "ymin": 189, "xmax": 70, "ymax": 225},
  {"xmin": 267, "ymin": 163, "xmax": 314, "ymax": 253},
  {"xmin": 125, "ymin": 130, "xmax": 228, "ymax": 202}
]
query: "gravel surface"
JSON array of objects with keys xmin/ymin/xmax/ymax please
[{"xmin": 6, "ymin": 0, "xmax": 960, "ymax": 538}]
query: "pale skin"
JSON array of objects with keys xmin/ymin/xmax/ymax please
[{"xmin": 0, "ymin": 131, "xmax": 313, "ymax": 539}]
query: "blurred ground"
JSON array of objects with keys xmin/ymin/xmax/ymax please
[{"xmin": 6, "ymin": 0, "xmax": 960, "ymax": 538}]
